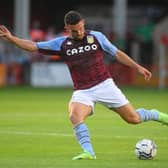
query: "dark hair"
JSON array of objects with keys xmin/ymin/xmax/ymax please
[{"xmin": 64, "ymin": 10, "xmax": 83, "ymax": 25}]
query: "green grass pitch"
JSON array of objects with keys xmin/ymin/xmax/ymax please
[{"xmin": 0, "ymin": 86, "xmax": 167, "ymax": 168}]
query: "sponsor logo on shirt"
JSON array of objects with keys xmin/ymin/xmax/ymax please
[{"xmin": 66, "ymin": 44, "xmax": 98, "ymax": 56}]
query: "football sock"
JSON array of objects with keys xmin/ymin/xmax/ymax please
[
  {"xmin": 73, "ymin": 123, "xmax": 95, "ymax": 156},
  {"xmin": 136, "ymin": 108, "xmax": 159, "ymax": 122}
]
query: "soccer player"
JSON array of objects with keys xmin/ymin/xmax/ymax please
[{"xmin": 0, "ymin": 10, "xmax": 168, "ymax": 160}]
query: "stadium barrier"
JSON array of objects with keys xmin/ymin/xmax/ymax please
[
  {"xmin": 0, "ymin": 63, "xmax": 23, "ymax": 86},
  {"xmin": 30, "ymin": 62, "xmax": 73, "ymax": 87},
  {"xmin": 107, "ymin": 63, "xmax": 136, "ymax": 86},
  {"xmin": 0, "ymin": 64, "xmax": 7, "ymax": 86}
]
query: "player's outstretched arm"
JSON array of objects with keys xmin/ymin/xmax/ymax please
[
  {"xmin": 0, "ymin": 25, "xmax": 38, "ymax": 52},
  {"xmin": 116, "ymin": 49, "xmax": 152, "ymax": 81}
]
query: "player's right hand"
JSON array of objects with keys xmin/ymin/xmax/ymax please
[{"xmin": 0, "ymin": 25, "xmax": 12, "ymax": 39}]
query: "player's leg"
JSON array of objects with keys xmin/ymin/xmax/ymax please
[
  {"xmin": 96, "ymin": 78, "xmax": 168, "ymax": 125},
  {"xmin": 69, "ymin": 102, "xmax": 91, "ymax": 125},
  {"xmin": 111, "ymin": 103, "xmax": 141, "ymax": 124},
  {"xmin": 113, "ymin": 103, "xmax": 168, "ymax": 125},
  {"xmin": 69, "ymin": 102, "xmax": 96, "ymax": 160}
]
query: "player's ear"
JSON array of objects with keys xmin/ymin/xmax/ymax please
[
  {"xmin": 64, "ymin": 26, "xmax": 70, "ymax": 35},
  {"xmin": 64, "ymin": 25, "xmax": 69, "ymax": 31}
]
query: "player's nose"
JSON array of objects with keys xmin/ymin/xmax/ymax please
[{"xmin": 77, "ymin": 30, "xmax": 82, "ymax": 35}]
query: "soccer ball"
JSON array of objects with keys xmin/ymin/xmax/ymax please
[{"xmin": 135, "ymin": 139, "xmax": 157, "ymax": 160}]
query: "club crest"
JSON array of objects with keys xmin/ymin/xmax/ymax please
[{"xmin": 87, "ymin": 35, "xmax": 94, "ymax": 44}]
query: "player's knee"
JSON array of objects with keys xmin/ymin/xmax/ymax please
[
  {"xmin": 69, "ymin": 111, "xmax": 81, "ymax": 125},
  {"xmin": 69, "ymin": 112, "xmax": 76, "ymax": 122},
  {"xmin": 126, "ymin": 116, "xmax": 141, "ymax": 124}
]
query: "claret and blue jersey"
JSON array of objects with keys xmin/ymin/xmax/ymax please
[{"xmin": 37, "ymin": 30, "xmax": 118, "ymax": 90}]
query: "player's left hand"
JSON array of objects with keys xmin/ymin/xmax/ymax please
[{"xmin": 137, "ymin": 66, "xmax": 152, "ymax": 81}]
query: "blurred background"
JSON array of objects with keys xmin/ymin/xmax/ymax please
[{"xmin": 0, "ymin": 0, "xmax": 168, "ymax": 89}]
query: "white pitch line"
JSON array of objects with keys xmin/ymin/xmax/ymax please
[
  {"xmin": 0, "ymin": 130, "xmax": 72, "ymax": 137},
  {"xmin": 112, "ymin": 135, "xmax": 168, "ymax": 140},
  {"xmin": 0, "ymin": 130, "xmax": 167, "ymax": 140}
]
